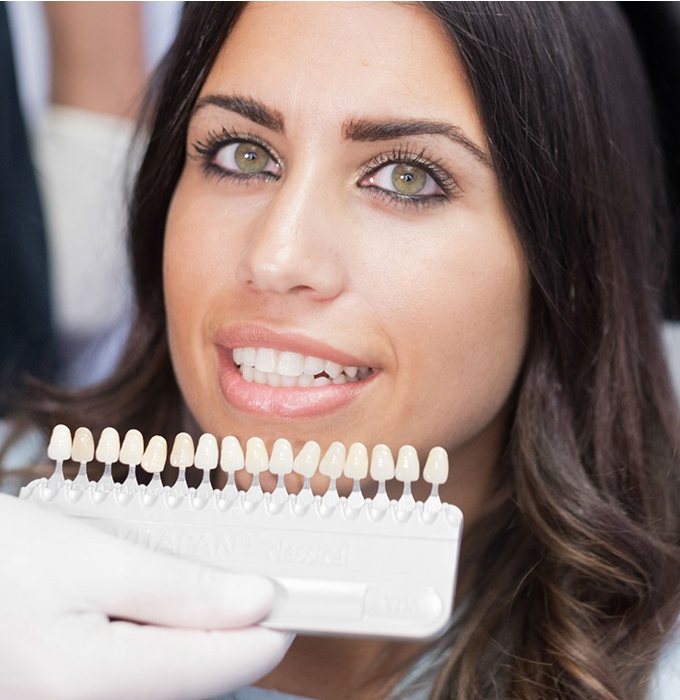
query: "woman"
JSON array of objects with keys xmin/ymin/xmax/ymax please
[{"xmin": 3, "ymin": 2, "xmax": 680, "ymax": 699}]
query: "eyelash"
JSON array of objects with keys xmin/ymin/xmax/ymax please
[{"xmin": 190, "ymin": 127, "xmax": 458, "ymax": 210}]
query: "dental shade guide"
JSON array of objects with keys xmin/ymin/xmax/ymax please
[
  {"xmin": 320, "ymin": 441, "xmax": 345, "ymax": 508},
  {"xmin": 269, "ymin": 437, "xmax": 294, "ymax": 504},
  {"xmin": 195, "ymin": 433, "xmax": 219, "ymax": 498},
  {"xmin": 142, "ymin": 435, "xmax": 166, "ymax": 496},
  {"xmin": 71, "ymin": 427, "xmax": 94, "ymax": 491},
  {"xmin": 220, "ymin": 435, "xmax": 243, "ymax": 502},
  {"xmin": 169, "ymin": 432, "xmax": 193, "ymax": 497},
  {"xmin": 119, "ymin": 429, "xmax": 143, "ymax": 495},
  {"xmin": 345, "ymin": 442, "xmax": 368, "ymax": 509},
  {"xmin": 245, "ymin": 437, "xmax": 267, "ymax": 502},
  {"xmin": 21, "ymin": 425, "xmax": 463, "ymax": 640},
  {"xmin": 95, "ymin": 427, "xmax": 119, "ymax": 493},
  {"xmin": 46, "ymin": 424, "xmax": 70, "ymax": 486}
]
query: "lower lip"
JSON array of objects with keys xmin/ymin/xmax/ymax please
[{"xmin": 217, "ymin": 349, "xmax": 378, "ymax": 419}]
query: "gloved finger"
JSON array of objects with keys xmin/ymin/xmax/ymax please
[
  {"xmin": 72, "ymin": 532, "xmax": 276, "ymax": 629},
  {"xmin": 77, "ymin": 620, "xmax": 293, "ymax": 700}
]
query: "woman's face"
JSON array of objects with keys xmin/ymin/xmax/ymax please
[{"xmin": 164, "ymin": 2, "xmax": 529, "ymax": 507}]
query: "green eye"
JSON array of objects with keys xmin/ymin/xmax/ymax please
[
  {"xmin": 234, "ymin": 142, "xmax": 270, "ymax": 173},
  {"xmin": 391, "ymin": 164, "xmax": 427, "ymax": 196}
]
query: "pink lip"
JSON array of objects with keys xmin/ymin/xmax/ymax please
[{"xmin": 214, "ymin": 323, "xmax": 379, "ymax": 419}]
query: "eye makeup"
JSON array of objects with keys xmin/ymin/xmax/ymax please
[{"xmin": 189, "ymin": 126, "xmax": 460, "ymax": 210}]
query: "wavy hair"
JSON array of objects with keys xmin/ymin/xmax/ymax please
[{"xmin": 27, "ymin": 3, "xmax": 680, "ymax": 698}]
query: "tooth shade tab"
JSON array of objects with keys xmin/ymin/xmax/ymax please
[
  {"xmin": 47, "ymin": 424, "xmax": 72, "ymax": 462},
  {"xmin": 120, "ymin": 429, "xmax": 144, "ymax": 466},
  {"xmin": 370, "ymin": 444, "xmax": 395, "ymax": 481},
  {"xmin": 319, "ymin": 442, "xmax": 346, "ymax": 478},
  {"xmin": 270, "ymin": 438, "xmax": 294, "ymax": 475},
  {"xmin": 423, "ymin": 447, "xmax": 449, "ymax": 485},
  {"xmin": 294, "ymin": 441, "xmax": 321, "ymax": 478},
  {"xmin": 141, "ymin": 435, "xmax": 167, "ymax": 474},
  {"xmin": 220, "ymin": 436, "xmax": 245, "ymax": 472},
  {"xmin": 344, "ymin": 442, "xmax": 369, "ymax": 480},
  {"xmin": 71, "ymin": 427, "xmax": 95, "ymax": 463},
  {"xmin": 170, "ymin": 432, "xmax": 195, "ymax": 468},
  {"xmin": 245, "ymin": 437, "xmax": 268, "ymax": 474},
  {"xmin": 194, "ymin": 433, "xmax": 218, "ymax": 470},
  {"xmin": 96, "ymin": 427, "xmax": 121, "ymax": 464},
  {"xmin": 395, "ymin": 445, "xmax": 420, "ymax": 482}
]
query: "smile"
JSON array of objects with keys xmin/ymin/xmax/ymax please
[{"xmin": 232, "ymin": 347, "xmax": 373, "ymax": 388}]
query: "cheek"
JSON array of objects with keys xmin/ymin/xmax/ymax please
[
  {"xmin": 361, "ymin": 217, "xmax": 530, "ymax": 451},
  {"xmin": 163, "ymin": 179, "xmax": 230, "ymax": 401}
]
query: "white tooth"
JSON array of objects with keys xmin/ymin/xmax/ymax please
[
  {"xmin": 333, "ymin": 374, "xmax": 347, "ymax": 385},
  {"xmin": 71, "ymin": 427, "xmax": 95, "ymax": 463},
  {"xmin": 294, "ymin": 441, "xmax": 321, "ymax": 477},
  {"xmin": 298, "ymin": 373, "xmax": 314, "ymax": 387},
  {"xmin": 96, "ymin": 427, "xmax": 120, "ymax": 464},
  {"xmin": 141, "ymin": 435, "xmax": 167, "ymax": 473},
  {"xmin": 423, "ymin": 446, "xmax": 449, "ymax": 484},
  {"xmin": 233, "ymin": 347, "xmax": 244, "ymax": 365},
  {"xmin": 269, "ymin": 438, "xmax": 294, "ymax": 475},
  {"xmin": 302, "ymin": 355, "xmax": 325, "ymax": 375},
  {"xmin": 276, "ymin": 351, "xmax": 305, "ymax": 376},
  {"xmin": 253, "ymin": 369, "xmax": 267, "ymax": 384},
  {"xmin": 194, "ymin": 433, "xmax": 218, "ymax": 470},
  {"xmin": 47, "ymin": 424, "xmax": 72, "ymax": 461},
  {"xmin": 281, "ymin": 374, "xmax": 297, "ymax": 387},
  {"xmin": 267, "ymin": 372, "xmax": 281, "ymax": 387},
  {"xmin": 120, "ymin": 429, "xmax": 144, "ymax": 466},
  {"xmin": 395, "ymin": 445, "xmax": 420, "ymax": 481},
  {"xmin": 246, "ymin": 437, "xmax": 268, "ymax": 474},
  {"xmin": 358, "ymin": 367, "xmax": 371, "ymax": 379},
  {"xmin": 255, "ymin": 347, "xmax": 277, "ymax": 373},
  {"xmin": 344, "ymin": 366, "xmax": 358, "ymax": 378},
  {"xmin": 344, "ymin": 442, "xmax": 368, "ymax": 479},
  {"xmin": 241, "ymin": 365, "xmax": 255, "ymax": 382},
  {"xmin": 242, "ymin": 347, "xmax": 257, "ymax": 367},
  {"xmin": 325, "ymin": 360, "xmax": 342, "ymax": 379},
  {"xmin": 170, "ymin": 432, "xmax": 195, "ymax": 468},
  {"xmin": 313, "ymin": 376, "xmax": 331, "ymax": 387},
  {"xmin": 220, "ymin": 436, "xmax": 244, "ymax": 472},
  {"xmin": 319, "ymin": 441, "xmax": 346, "ymax": 478},
  {"xmin": 370, "ymin": 444, "xmax": 395, "ymax": 481}
]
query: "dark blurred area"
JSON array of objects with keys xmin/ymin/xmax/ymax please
[
  {"xmin": 0, "ymin": 4, "xmax": 55, "ymax": 413},
  {"xmin": 620, "ymin": 3, "xmax": 680, "ymax": 319}
]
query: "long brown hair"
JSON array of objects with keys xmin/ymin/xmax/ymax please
[{"xmin": 25, "ymin": 3, "xmax": 680, "ymax": 698}]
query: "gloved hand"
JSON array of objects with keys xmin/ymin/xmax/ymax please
[{"xmin": 0, "ymin": 493, "xmax": 292, "ymax": 700}]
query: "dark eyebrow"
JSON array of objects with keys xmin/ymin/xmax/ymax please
[
  {"xmin": 342, "ymin": 118, "xmax": 492, "ymax": 168},
  {"xmin": 193, "ymin": 94, "xmax": 285, "ymax": 133},
  {"xmin": 193, "ymin": 93, "xmax": 492, "ymax": 168}
]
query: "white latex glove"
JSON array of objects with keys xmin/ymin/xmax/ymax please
[{"xmin": 0, "ymin": 493, "xmax": 292, "ymax": 700}]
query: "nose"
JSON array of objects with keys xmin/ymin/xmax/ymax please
[{"xmin": 235, "ymin": 175, "xmax": 345, "ymax": 301}]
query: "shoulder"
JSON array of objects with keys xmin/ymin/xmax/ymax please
[
  {"xmin": 212, "ymin": 689, "xmax": 311, "ymax": 700},
  {"xmin": 650, "ymin": 622, "xmax": 680, "ymax": 700}
]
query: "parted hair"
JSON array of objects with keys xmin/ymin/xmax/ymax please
[{"xmin": 28, "ymin": 3, "xmax": 680, "ymax": 699}]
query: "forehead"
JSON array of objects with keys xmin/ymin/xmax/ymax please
[{"xmin": 199, "ymin": 1, "xmax": 484, "ymax": 142}]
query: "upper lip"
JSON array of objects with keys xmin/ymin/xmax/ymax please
[{"xmin": 214, "ymin": 322, "xmax": 376, "ymax": 369}]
